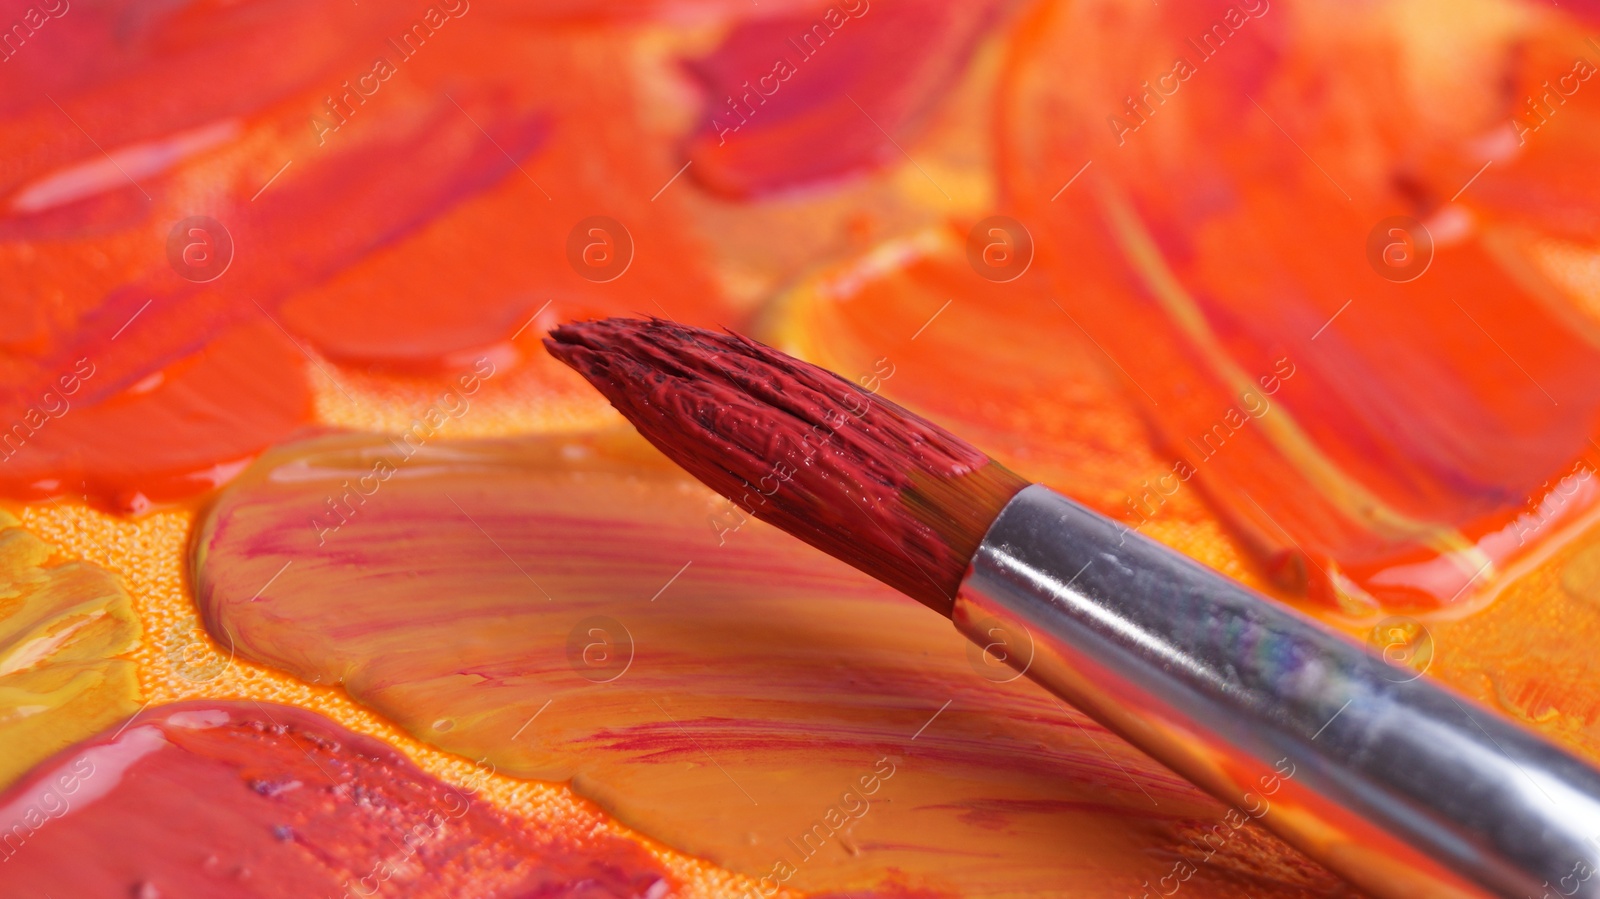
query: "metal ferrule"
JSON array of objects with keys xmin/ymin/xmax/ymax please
[{"xmin": 954, "ymin": 484, "xmax": 1600, "ymax": 899}]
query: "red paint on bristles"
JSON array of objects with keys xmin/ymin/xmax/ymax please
[{"xmin": 545, "ymin": 317, "xmax": 1029, "ymax": 614}]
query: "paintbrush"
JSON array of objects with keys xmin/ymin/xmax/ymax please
[{"xmin": 545, "ymin": 317, "xmax": 1600, "ymax": 899}]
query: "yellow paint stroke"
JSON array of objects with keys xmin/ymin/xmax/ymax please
[
  {"xmin": 0, "ymin": 509, "xmax": 142, "ymax": 788},
  {"xmin": 13, "ymin": 502, "xmax": 776, "ymax": 899}
]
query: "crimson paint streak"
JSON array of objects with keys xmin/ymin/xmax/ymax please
[{"xmin": 0, "ymin": 700, "xmax": 672, "ymax": 898}]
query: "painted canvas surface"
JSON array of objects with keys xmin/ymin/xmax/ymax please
[{"xmin": 1, "ymin": 0, "xmax": 1598, "ymax": 896}]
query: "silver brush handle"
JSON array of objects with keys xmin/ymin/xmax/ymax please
[{"xmin": 953, "ymin": 484, "xmax": 1600, "ymax": 899}]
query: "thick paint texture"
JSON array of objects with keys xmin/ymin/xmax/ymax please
[
  {"xmin": 0, "ymin": 0, "xmax": 740, "ymax": 510},
  {"xmin": 0, "ymin": 323, "xmax": 312, "ymax": 509},
  {"xmin": 8, "ymin": 0, "xmax": 1600, "ymax": 895},
  {"xmin": 684, "ymin": 0, "xmax": 1006, "ymax": 197},
  {"xmin": 193, "ymin": 431, "xmax": 1354, "ymax": 897},
  {"xmin": 1000, "ymin": 0, "xmax": 1600, "ymax": 608},
  {"xmin": 0, "ymin": 509, "xmax": 140, "ymax": 789},
  {"xmin": 0, "ymin": 700, "xmax": 673, "ymax": 897}
]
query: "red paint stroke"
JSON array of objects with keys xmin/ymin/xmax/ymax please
[
  {"xmin": 684, "ymin": 0, "xmax": 1007, "ymax": 197},
  {"xmin": 0, "ymin": 0, "xmax": 742, "ymax": 507},
  {"xmin": 0, "ymin": 321, "xmax": 312, "ymax": 511},
  {"xmin": 1002, "ymin": 0, "xmax": 1600, "ymax": 607},
  {"xmin": 0, "ymin": 700, "xmax": 673, "ymax": 898}
]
